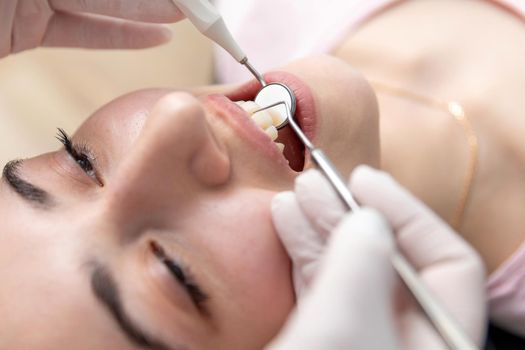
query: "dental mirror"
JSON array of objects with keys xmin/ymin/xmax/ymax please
[{"xmin": 254, "ymin": 83, "xmax": 296, "ymax": 130}]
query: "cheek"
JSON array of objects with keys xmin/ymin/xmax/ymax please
[
  {"xmin": 198, "ymin": 192, "xmax": 295, "ymax": 326},
  {"xmin": 226, "ymin": 215, "xmax": 292, "ymax": 302},
  {"xmin": 0, "ymin": 225, "xmax": 118, "ymax": 348}
]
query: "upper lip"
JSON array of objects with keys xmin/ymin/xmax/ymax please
[
  {"xmin": 203, "ymin": 71, "xmax": 317, "ymax": 172},
  {"xmin": 203, "ymin": 93, "xmax": 291, "ymax": 170}
]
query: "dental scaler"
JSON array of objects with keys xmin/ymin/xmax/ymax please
[
  {"xmin": 170, "ymin": 0, "xmax": 298, "ymax": 131},
  {"xmin": 171, "ymin": 0, "xmax": 267, "ymax": 87},
  {"xmin": 170, "ymin": 1, "xmax": 477, "ymax": 349}
]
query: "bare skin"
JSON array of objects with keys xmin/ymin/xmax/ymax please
[
  {"xmin": 335, "ymin": 0, "xmax": 525, "ymax": 273},
  {"xmin": 0, "ymin": 56, "xmax": 378, "ymax": 349}
]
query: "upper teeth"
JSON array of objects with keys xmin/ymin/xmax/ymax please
[
  {"xmin": 252, "ymin": 110, "xmax": 273, "ymax": 130},
  {"xmin": 236, "ymin": 101, "xmax": 286, "ymax": 153}
]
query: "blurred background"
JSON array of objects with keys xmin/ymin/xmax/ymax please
[{"xmin": 0, "ymin": 21, "xmax": 213, "ymax": 166}]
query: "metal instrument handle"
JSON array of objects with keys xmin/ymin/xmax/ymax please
[{"xmin": 311, "ymin": 148, "xmax": 478, "ymax": 350}]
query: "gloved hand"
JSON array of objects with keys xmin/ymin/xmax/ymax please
[
  {"xmin": 0, "ymin": 0, "xmax": 184, "ymax": 58},
  {"xmin": 267, "ymin": 166, "xmax": 486, "ymax": 349}
]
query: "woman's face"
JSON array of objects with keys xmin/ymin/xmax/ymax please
[{"xmin": 0, "ymin": 56, "xmax": 378, "ymax": 349}]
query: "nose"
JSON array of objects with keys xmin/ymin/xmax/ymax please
[{"xmin": 106, "ymin": 92, "xmax": 231, "ymax": 227}]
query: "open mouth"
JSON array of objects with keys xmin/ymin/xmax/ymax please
[{"xmin": 226, "ymin": 72, "xmax": 317, "ymax": 172}]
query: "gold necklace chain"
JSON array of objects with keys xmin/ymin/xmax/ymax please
[{"xmin": 370, "ymin": 80, "xmax": 479, "ymax": 230}]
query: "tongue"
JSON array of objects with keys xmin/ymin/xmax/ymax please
[{"xmin": 277, "ymin": 126, "xmax": 305, "ymax": 171}]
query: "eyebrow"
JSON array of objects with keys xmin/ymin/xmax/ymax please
[
  {"xmin": 2, "ymin": 159, "xmax": 53, "ymax": 207},
  {"xmin": 90, "ymin": 264, "xmax": 187, "ymax": 350}
]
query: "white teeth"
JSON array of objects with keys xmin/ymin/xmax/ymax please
[
  {"xmin": 267, "ymin": 107, "xmax": 287, "ymax": 127},
  {"xmin": 252, "ymin": 110, "xmax": 273, "ymax": 129},
  {"xmin": 264, "ymin": 126, "xmax": 278, "ymax": 141},
  {"xmin": 240, "ymin": 101, "xmax": 261, "ymax": 115},
  {"xmin": 275, "ymin": 142, "xmax": 285, "ymax": 153},
  {"xmin": 236, "ymin": 100, "xmax": 286, "ymax": 153},
  {"xmin": 237, "ymin": 100, "xmax": 286, "ymax": 128}
]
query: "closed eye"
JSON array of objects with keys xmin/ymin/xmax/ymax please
[
  {"xmin": 56, "ymin": 128, "xmax": 103, "ymax": 186},
  {"xmin": 150, "ymin": 241, "xmax": 209, "ymax": 313}
]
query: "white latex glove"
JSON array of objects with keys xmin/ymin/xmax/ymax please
[
  {"xmin": 0, "ymin": 0, "xmax": 185, "ymax": 58},
  {"xmin": 268, "ymin": 166, "xmax": 486, "ymax": 349}
]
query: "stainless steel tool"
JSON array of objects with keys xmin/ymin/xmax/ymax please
[
  {"xmin": 171, "ymin": 0, "xmax": 267, "ymax": 87},
  {"xmin": 253, "ymin": 101, "xmax": 477, "ymax": 350},
  {"xmin": 171, "ymin": 1, "xmax": 478, "ymax": 348}
]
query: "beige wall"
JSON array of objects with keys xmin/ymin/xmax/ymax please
[{"xmin": 0, "ymin": 22, "xmax": 213, "ymax": 166}]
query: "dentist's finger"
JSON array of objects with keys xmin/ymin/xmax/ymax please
[
  {"xmin": 9, "ymin": 0, "xmax": 52, "ymax": 54},
  {"xmin": 0, "ymin": 1, "xmax": 23, "ymax": 57},
  {"xmin": 49, "ymin": 0, "xmax": 184, "ymax": 23},
  {"xmin": 43, "ymin": 12, "xmax": 172, "ymax": 50},
  {"xmin": 350, "ymin": 165, "xmax": 481, "ymax": 270},
  {"xmin": 268, "ymin": 209, "xmax": 400, "ymax": 350},
  {"xmin": 294, "ymin": 170, "xmax": 347, "ymax": 239},
  {"xmin": 350, "ymin": 165, "xmax": 486, "ymax": 344},
  {"xmin": 272, "ymin": 192, "xmax": 325, "ymax": 295}
]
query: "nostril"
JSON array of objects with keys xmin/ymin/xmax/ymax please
[{"xmin": 149, "ymin": 92, "xmax": 231, "ymax": 186}]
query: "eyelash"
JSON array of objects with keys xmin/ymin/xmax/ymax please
[
  {"xmin": 56, "ymin": 128, "xmax": 102, "ymax": 186},
  {"xmin": 150, "ymin": 241, "xmax": 209, "ymax": 311},
  {"xmin": 56, "ymin": 130, "xmax": 209, "ymax": 310}
]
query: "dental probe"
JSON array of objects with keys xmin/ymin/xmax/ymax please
[
  {"xmin": 254, "ymin": 101, "xmax": 478, "ymax": 350},
  {"xmin": 170, "ymin": 0, "xmax": 267, "ymax": 87}
]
